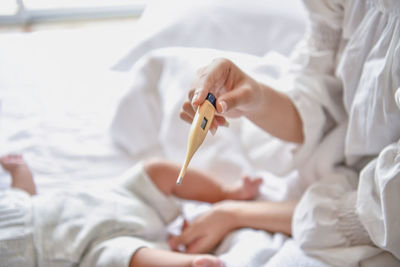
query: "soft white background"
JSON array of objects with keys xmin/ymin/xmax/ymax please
[{"xmin": 0, "ymin": 0, "xmax": 307, "ymax": 194}]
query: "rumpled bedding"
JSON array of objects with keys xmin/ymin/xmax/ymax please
[
  {"xmin": 109, "ymin": 46, "xmax": 327, "ymax": 267},
  {"xmin": 109, "ymin": 1, "xmax": 325, "ymax": 266},
  {"xmin": 0, "ymin": 24, "xmax": 138, "ymax": 193},
  {"xmin": 111, "ymin": 48, "xmax": 307, "ymax": 200},
  {"xmin": 0, "ymin": 0, "xmax": 336, "ymax": 266},
  {"xmin": 110, "ymin": 0, "xmax": 309, "ymax": 198}
]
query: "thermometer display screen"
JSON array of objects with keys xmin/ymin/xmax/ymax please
[{"xmin": 201, "ymin": 117, "xmax": 208, "ymax": 130}]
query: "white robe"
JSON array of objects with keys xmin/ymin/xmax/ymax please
[{"xmin": 287, "ymin": 0, "xmax": 400, "ymax": 266}]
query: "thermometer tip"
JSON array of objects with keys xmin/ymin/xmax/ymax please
[{"xmin": 176, "ymin": 176, "xmax": 183, "ymax": 185}]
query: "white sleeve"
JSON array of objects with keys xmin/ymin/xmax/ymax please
[
  {"xmin": 80, "ymin": 236, "xmax": 153, "ymax": 267},
  {"xmin": 293, "ymin": 89, "xmax": 400, "ymax": 263},
  {"xmin": 284, "ymin": 0, "xmax": 346, "ymax": 165},
  {"xmin": 357, "ymin": 140, "xmax": 400, "ymax": 259}
]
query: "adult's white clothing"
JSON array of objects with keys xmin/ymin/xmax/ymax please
[{"xmin": 287, "ymin": 0, "xmax": 400, "ymax": 266}]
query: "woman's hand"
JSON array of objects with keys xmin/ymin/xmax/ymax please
[
  {"xmin": 169, "ymin": 200, "xmax": 297, "ymax": 254},
  {"xmin": 180, "ymin": 58, "xmax": 264, "ymax": 133},
  {"xmin": 169, "ymin": 201, "xmax": 238, "ymax": 254},
  {"xmin": 181, "ymin": 57, "xmax": 304, "ymax": 143}
]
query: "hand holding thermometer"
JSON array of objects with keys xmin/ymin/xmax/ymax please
[{"xmin": 176, "ymin": 93, "xmax": 217, "ymax": 185}]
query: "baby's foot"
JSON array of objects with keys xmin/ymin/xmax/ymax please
[
  {"xmin": 0, "ymin": 154, "xmax": 36, "ymax": 195},
  {"xmin": 227, "ymin": 175, "xmax": 263, "ymax": 200},
  {"xmin": 191, "ymin": 255, "xmax": 225, "ymax": 267},
  {"xmin": 0, "ymin": 154, "xmax": 26, "ymax": 173}
]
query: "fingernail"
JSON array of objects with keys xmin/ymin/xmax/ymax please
[
  {"xmin": 210, "ymin": 126, "xmax": 217, "ymax": 136},
  {"xmin": 192, "ymin": 91, "xmax": 199, "ymax": 101},
  {"xmin": 177, "ymin": 244, "xmax": 186, "ymax": 252},
  {"xmin": 192, "ymin": 89, "xmax": 201, "ymax": 104},
  {"xmin": 223, "ymin": 121, "xmax": 230, "ymax": 127},
  {"xmin": 219, "ymin": 101, "xmax": 227, "ymax": 113}
]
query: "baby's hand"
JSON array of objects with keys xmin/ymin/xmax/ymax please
[
  {"xmin": 169, "ymin": 204, "xmax": 236, "ymax": 254},
  {"xmin": 168, "ymin": 220, "xmax": 189, "ymax": 252}
]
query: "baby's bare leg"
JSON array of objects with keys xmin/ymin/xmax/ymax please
[
  {"xmin": 0, "ymin": 155, "xmax": 36, "ymax": 195},
  {"xmin": 144, "ymin": 158, "xmax": 261, "ymax": 203},
  {"xmin": 130, "ymin": 247, "xmax": 224, "ymax": 267}
]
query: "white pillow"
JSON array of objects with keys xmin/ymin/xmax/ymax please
[{"xmin": 112, "ymin": 0, "xmax": 307, "ymax": 71}]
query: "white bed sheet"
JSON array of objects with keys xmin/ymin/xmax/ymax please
[{"xmin": 0, "ymin": 23, "xmax": 141, "ymax": 193}]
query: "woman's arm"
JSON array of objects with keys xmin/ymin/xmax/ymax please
[
  {"xmin": 226, "ymin": 200, "xmax": 297, "ymax": 236},
  {"xmin": 245, "ymin": 82, "xmax": 304, "ymax": 144},
  {"xmin": 169, "ymin": 200, "xmax": 297, "ymax": 254},
  {"xmin": 180, "ymin": 58, "xmax": 304, "ymax": 144}
]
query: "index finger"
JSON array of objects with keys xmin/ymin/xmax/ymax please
[{"xmin": 191, "ymin": 58, "xmax": 233, "ymax": 107}]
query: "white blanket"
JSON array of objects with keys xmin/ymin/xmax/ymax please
[
  {"xmin": 110, "ymin": 45, "xmax": 329, "ymax": 266},
  {"xmin": 111, "ymin": 47, "xmax": 307, "ymax": 200},
  {"xmin": 110, "ymin": 0, "xmax": 309, "ymax": 199}
]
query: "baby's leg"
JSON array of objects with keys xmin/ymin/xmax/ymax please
[
  {"xmin": 144, "ymin": 158, "xmax": 262, "ymax": 203},
  {"xmin": 130, "ymin": 247, "xmax": 224, "ymax": 267},
  {"xmin": 0, "ymin": 155, "xmax": 36, "ymax": 195}
]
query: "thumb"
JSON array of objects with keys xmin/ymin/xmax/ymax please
[
  {"xmin": 185, "ymin": 235, "xmax": 209, "ymax": 254},
  {"xmin": 173, "ymin": 223, "xmax": 199, "ymax": 247}
]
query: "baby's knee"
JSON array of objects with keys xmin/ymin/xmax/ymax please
[
  {"xmin": 142, "ymin": 158, "xmax": 179, "ymax": 196},
  {"xmin": 143, "ymin": 158, "xmax": 165, "ymax": 177}
]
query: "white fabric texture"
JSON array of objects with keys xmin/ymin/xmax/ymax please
[
  {"xmin": 288, "ymin": 0, "xmax": 400, "ymax": 266},
  {"xmin": 0, "ymin": 189, "xmax": 36, "ymax": 267},
  {"xmin": 112, "ymin": 0, "xmax": 306, "ymax": 71},
  {"xmin": 31, "ymin": 162, "xmax": 181, "ymax": 267},
  {"xmin": 2, "ymin": 0, "xmax": 399, "ymax": 265},
  {"xmin": 0, "ymin": 1, "xmax": 308, "ymax": 266},
  {"xmin": 110, "ymin": 47, "xmax": 312, "ymax": 267},
  {"xmin": 111, "ymin": 0, "xmax": 400, "ymax": 266},
  {"xmin": 110, "ymin": 48, "xmax": 306, "ymax": 200},
  {"xmin": 0, "ymin": 25, "xmax": 138, "ymax": 195}
]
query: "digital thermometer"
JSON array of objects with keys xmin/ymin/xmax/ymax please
[{"xmin": 176, "ymin": 93, "xmax": 217, "ymax": 185}]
